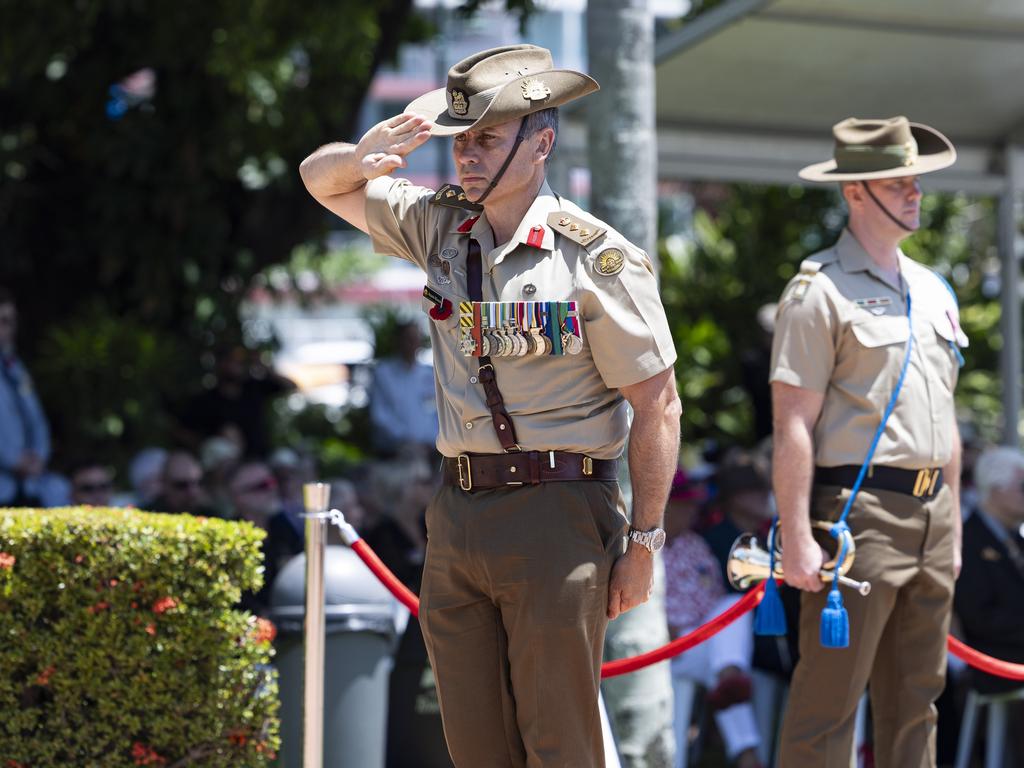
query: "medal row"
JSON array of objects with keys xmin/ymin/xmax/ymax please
[{"xmin": 458, "ymin": 301, "xmax": 584, "ymax": 358}]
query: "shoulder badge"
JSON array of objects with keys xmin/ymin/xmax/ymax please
[
  {"xmin": 547, "ymin": 211, "xmax": 605, "ymax": 248},
  {"xmin": 786, "ymin": 259, "xmax": 825, "ymax": 303},
  {"xmin": 431, "ymin": 184, "xmax": 483, "ymax": 212},
  {"xmin": 594, "ymin": 247, "xmax": 625, "ymax": 276}
]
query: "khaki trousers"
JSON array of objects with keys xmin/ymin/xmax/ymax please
[
  {"xmin": 420, "ymin": 480, "xmax": 628, "ymax": 768},
  {"xmin": 779, "ymin": 484, "xmax": 956, "ymax": 768}
]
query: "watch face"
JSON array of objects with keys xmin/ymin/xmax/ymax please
[{"xmin": 651, "ymin": 528, "xmax": 667, "ymax": 552}]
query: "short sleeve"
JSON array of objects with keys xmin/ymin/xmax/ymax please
[
  {"xmin": 769, "ymin": 274, "xmax": 836, "ymax": 393},
  {"xmin": 364, "ymin": 177, "xmax": 436, "ymax": 271},
  {"xmin": 581, "ymin": 242, "xmax": 677, "ymax": 389}
]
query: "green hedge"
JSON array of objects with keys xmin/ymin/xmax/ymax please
[{"xmin": 0, "ymin": 507, "xmax": 280, "ymax": 767}]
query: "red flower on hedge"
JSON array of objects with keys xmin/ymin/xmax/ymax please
[
  {"xmin": 151, "ymin": 596, "xmax": 176, "ymax": 615},
  {"xmin": 0, "ymin": 553, "xmax": 15, "ymax": 570},
  {"xmin": 131, "ymin": 741, "xmax": 166, "ymax": 766},
  {"xmin": 227, "ymin": 728, "xmax": 249, "ymax": 746},
  {"xmin": 6, "ymin": 759, "xmax": 25, "ymax": 767},
  {"xmin": 252, "ymin": 618, "xmax": 277, "ymax": 644},
  {"xmin": 144, "ymin": 623, "xmax": 157, "ymax": 636},
  {"xmin": 36, "ymin": 665, "xmax": 56, "ymax": 686},
  {"xmin": 87, "ymin": 601, "xmax": 110, "ymax": 614}
]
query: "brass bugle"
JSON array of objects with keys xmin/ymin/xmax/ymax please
[{"xmin": 727, "ymin": 521, "xmax": 871, "ymax": 597}]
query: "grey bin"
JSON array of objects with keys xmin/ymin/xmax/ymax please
[{"xmin": 270, "ymin": 545, "xmax": 399, "ymax": 768}]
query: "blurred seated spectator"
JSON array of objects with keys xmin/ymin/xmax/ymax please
[
  {"xmin": 363, "ymin": 455, "xmax": 435, "ymax": 591},
  {"xmin": 955, "ymin": 446, "xmax": 1024, "ymax": 697},
  {"xmin": 703, "ymin": 451, "xmax": 774, "ymax": 591},
  {"xmin": 148, "ymin": 450, "xmax": 216, "ymax": 516},
  {"xmin": 664, "ymin": 468, "xmax": 763, "ymax": 768},
  {"xmin": 69, "ymin": 460, "xmax": 116, "ymax": 507},
  {"xmin": 270, "ymin": 446, "xmax": 316, "ymax": 527},
  {"xmin": 123, "ymin": 447, "xmax": 167, "ymax": 508},
  {"xmin": 369, "ymin": 321, "xmax": 438, "ymax": 458},
  {"xmin": 0, "ymin": 287, "xmax": 70, "ymax": 507},
  {"xmin": 227, "ymin": 460, "xmax": 303, "ymax": 615},
  {"xmin": 176, "ymin": 345, "xmax": 294, "ymax": 458},
  {"xmin": 200, "ymin": 436, "xmax": 242, "ymax": 518}
]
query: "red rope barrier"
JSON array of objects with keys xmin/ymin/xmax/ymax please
[
  {"xmin": 348, "ymin": 534, "xmax": 1024, "ymax": 682},
  {"xmin": 349, "ymin": 535, "xmax": 764, "ymax": 677},
  {"xmin": 351, "ymin": 539, "xmax": 421, "ymax": 615},
  {"xmin": 601, "ymin": 584, "xmax": 765, "ymax": 679},
  {"xmin": 947, "ymin": 636, "xmax": 1024, "ymax": 681}
]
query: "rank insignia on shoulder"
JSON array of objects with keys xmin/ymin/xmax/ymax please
[
  {"xmin": 789, "ymin": 278, "xmax": 812, "ymax": 302},
  {"xmin": 594, "ymin": 247, "xmax": 625, "ymax": 276},
  {"xmin": 547, "ymin": 211, "xmax": 605, "ymax": 247},
  {"xmin": 432, "ymin": 184, "xmax": 483, "ymax": 212}
]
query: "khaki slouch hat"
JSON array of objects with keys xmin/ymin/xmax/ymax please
[
  {"xmin": 405, "ymin": 44, "xmax": 599, "ymax": 136},
  {"xmin": 799, "ymin": 116, "xmax": 956, "ymax": 182}
]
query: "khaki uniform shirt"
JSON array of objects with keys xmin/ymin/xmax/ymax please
[
  {"xmin": 770, "ymin": 229, "xmax": 968, "ymax": 470},
  {"xmin": 364, "ymin": 177, "xmax": 676, "ymax": 460},
  {"xmin": 364, "ymin": 177, "xmax": 675, "ymax": 460}
]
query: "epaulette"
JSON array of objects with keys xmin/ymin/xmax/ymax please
[
  {"xmin": 547, "ymin": 211, "xmax": 606, "ymax": 248},
  {"xmin": 431, "ymin": 184, "xmax": 483, "ymax": 212},
  {"xmin": 787, "ymin": 258, "xmax": 828, "ymax": 302}
]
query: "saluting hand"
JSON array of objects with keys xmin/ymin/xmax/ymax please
[
  {"xmin": 356, "ymin": 113, "xmax": 433, "ymax": 180},
  {"xmin": 607, "ymin": 545, "xmax": 654, "ymax": 620}
]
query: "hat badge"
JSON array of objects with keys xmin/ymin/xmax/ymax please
[
  {"xmin": 450, "ymin": 88, "xmax": 469, "ymax": 116},
  {"xmin": 521, "ymin": 78, "xmax": 551, "ymax": 102}
]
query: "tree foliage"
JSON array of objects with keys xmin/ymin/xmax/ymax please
[{"xmin": 0, "ymin": 0, "xmax": 421, "ymax": 463}]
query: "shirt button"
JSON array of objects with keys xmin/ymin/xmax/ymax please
[
  {"xmin": 470, "ymin": 376, "xmax": 478, "ymax": 384},
  {"xmin": 465, "ymin": 422, "xmax": 473, "ymax": 430}
]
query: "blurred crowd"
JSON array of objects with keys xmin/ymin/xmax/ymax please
[{"xmin": 3, "ymin": 281, "xmax": 1024, "ymax": 768}]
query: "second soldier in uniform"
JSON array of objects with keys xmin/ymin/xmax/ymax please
[
  {"xmin": 300, "ymin": 45, "xmax": 680, "ymax": 767},
  {"xmin": 771, "ymin": 116, "xmax": 966, "ymax": 767}
]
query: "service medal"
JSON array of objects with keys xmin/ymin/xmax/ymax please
[
  {"xmin": 480, "ymin": 333, "xmax": 492, "ymax": 357},
  {"xmin": 562, "ymin": 333, "xmax": 583, "ymax": 355}
]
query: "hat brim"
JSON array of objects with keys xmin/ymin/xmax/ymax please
[
  {"xmin": 406, "ymin": 70, "xmax": 599, "ymax": 137},
  {"xmin": 798, "ymin": 123, "xmax": 957, "ymax": 182}
]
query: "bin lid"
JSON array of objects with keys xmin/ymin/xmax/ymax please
[{"xmin": 269, "ymin": 545, "xmax": 399, "ymax": 612}]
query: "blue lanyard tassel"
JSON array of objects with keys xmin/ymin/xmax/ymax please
[
  {"xmin": 754, "ymin": 518, "xmax": 787, "ymax": 636},
  {"xmin": 820, "ymin": 522, "xmax": 851, "ymax": 648}
]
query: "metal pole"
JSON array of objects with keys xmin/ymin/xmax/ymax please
[
  {"xmin": 999, "ymin": 144, "xmax": 1022, "ymax": 446},
  {"xmin": 302, "ymin": 482, "xmax": 331, "ymax": 768}
]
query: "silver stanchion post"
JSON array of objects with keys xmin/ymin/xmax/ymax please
[{"xmin": 302, "ymin": 482, "xmax": 330, "ymax": 768}]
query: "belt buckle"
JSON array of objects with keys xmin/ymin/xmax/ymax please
[
  {"xmin": 582, "ymin": 456, "xmax": 593, "ymax": 476},
  {"xmin": 456, "ymin": 454, "xmax": 473, "ymax": 492},
  {"xmin": 913, "ymin": 468, "xmax": 939, "ymax": 498}
]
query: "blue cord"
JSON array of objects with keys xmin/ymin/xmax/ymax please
[
  {"xmin": 820, "ymin": 286, "xmax": 914, "ymax": 648},
  {"xmin": 832, "ymin": 290, "xmax": 914, "ymax": 535}
]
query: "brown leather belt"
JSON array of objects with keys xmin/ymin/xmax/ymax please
[{"xmin": 442, "ymin": 451, "xmax": 617, "ymax": 492}]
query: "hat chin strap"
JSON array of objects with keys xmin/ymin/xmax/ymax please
[
  {"xmin": 860, "ymin": 181, "xmax": 914, "ymax": 232},
  {"xmin": 469, "ymin": 116, "xmax": 529, "ymax": 206}
]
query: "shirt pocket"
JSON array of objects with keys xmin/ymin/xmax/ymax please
[
  {"xmin": 421, "ymin": 288, "xmax": 462, "ymax": 385},
  {"xmin": 849, "ymin": 316, "xmax": 911, "ymax": 395}
]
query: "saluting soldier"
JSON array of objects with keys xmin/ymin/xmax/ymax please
[
  {"xmin": 770, "ymin": 117, "xmax": 967, "ymax": 767},
  {"xmin": 299, "ymin": 45, "xmax": 681, "ymax": 767}
]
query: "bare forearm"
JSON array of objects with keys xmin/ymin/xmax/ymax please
[
  {"xmin": 627, "ymin": 393, "xmax": 681, "ymax": 530},
  {"xmin": 773, "ymin": 421, "xmax": 816, "ymax": 539},
  {"xmin": 299, "ymin": 142, "xmax": 366, "ymax": 198}
]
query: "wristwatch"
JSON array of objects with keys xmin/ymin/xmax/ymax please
[{"xmin": 628, "ymin": 526, "xmax": 666, "ymax": 553}]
